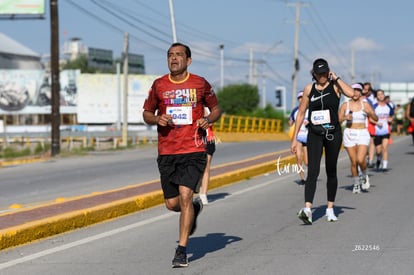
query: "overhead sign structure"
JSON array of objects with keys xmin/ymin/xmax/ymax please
[
  {"xmin": 88, "ymin": 47, "xmax": 113, "ymax": 71},
  {"xmin": 127, "ymin": 53, "xmax": 145, "ymax": 74},
  {"xmin": 0, "ymin": 0, "xmax": 45, "ymax": 17}
]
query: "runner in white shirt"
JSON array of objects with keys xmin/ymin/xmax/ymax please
[
  {"xmin": 339, "ymin": 83, "xmax": 378, "ymax": 194},
  {"xmin": 372, "ymin": 89, "xmax": 394, "ymax": 172}
]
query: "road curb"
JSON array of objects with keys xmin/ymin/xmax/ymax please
[
  {"xmin": 0, "ymin": 154, "xmax": 296, "ymax": 250},
  {"xmin": 0, "ymin": 156, "xmax": 50, "ymax": 167}
]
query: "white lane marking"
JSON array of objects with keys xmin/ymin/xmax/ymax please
[
  {"xmin": 0, "ymin": 212, "xmax": 175, "ymax": 270},
  {"xmin": 0, "ymin": 153, "xmax": 352, "ymax": 270}
]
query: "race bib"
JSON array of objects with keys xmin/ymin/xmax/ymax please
[
  {"xmin": 311, "ymin": 110, "xmax": 331, "ymax": 125},
  {"xmin": 166, "ymin": 106, "xmax": 192, "ymax": 125}
]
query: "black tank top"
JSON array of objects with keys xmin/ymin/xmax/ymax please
[{"xmin": 308, "ymin": 81, "xmax": 340, "ymax": 127}]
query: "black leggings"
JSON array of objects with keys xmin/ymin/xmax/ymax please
[{"xmin": 305, "ymin": 129, "xmax": 342, "ymax": 204}]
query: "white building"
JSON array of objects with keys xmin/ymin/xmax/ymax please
[
  {"xmin": 62, "ymin": 37, "xmax": 88, "ymax": 61},
  {"xmin": 0, "ymin": 32, "xmax": 42, "ymax": 69}
]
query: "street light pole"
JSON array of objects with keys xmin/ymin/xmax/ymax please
[
  {"xmin": 50, "ymin": 0, "xmax": 60, "ymax": 156},
  {"xmin": 168, "ymin": 0, "xmax": 177, "ymax": 42}
]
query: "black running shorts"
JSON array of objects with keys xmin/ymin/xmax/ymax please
[
  {"xmin": 157, "ymin": 152, "xmax": 207, "ymax": 199},
  {"xmin": 374, "ymin": 134, "xmax": 390, "ymax": 146}
]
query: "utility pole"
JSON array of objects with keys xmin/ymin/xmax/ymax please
[
  {"xmin": 248, "ymin": 48, "xmax": 254, "ymax": 85},
  {"xmin": 261, "ymin": 61, "xmax": 266, "ymax": 108},
  {"xmin": 288, "ymin": 1, "xmax": 308, "ymax": 110},
  {"xmin": 219, "ymin": 44, "xmax": 224, "ymax": 90},
  {"xmin": 121, "ymin": 33, "xmax": 129, "ymax": 147},
  {"xmin": 116, "ymin": 62, "xmax": 121, "ymax": 131},
  {"xmin": 50, "ymin": 0, "xmax": 60, "ymax": 156},
  {"xmin": 168, "ymin": 0, "xmax": 177, "ymax": 42}
]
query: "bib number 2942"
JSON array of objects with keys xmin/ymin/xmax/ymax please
[{"xmin": 166, "ymin": 106, "xmax": 192, "ymax": 125}]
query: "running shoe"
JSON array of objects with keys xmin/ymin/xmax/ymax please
[
  {"xmin": 361, "ymin": 175, "xmax": 370, "ymax": 190},
  {"xmin": 199, "ymin": 193, "xmax": 208, "ymax": 205},
  {"xmin": 326, "ymin": 208, "xmax": 338, "ymax": 222},
  {"xmin": 352, "ymin": 183, "xmax": 361, "ymax": 194},
  {"xmin": 367, "ymin": 162, "xmax": 375, "ymax": 169},
  {"xmin": 172, "ymin": 249, "xmax": 188, "ymax": 268},
  {"xmin": 190, "ymin": 198, "xmax": 203, "ymax": 235},
  {"xmin": 297, "ymin": 208, "xmax": 312, "ymax": 225},
  {"xmin": 300, "ymin": 179, "xmax": 306, "ymax": 186}
]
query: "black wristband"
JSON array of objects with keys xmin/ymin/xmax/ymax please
[
  {"xmin": 335, "ymin": 77, "xmax": 341, "ymax": 83},
  {"xmin": 204, "ymin": 117, "xmax": 211, "ymax": 124}
]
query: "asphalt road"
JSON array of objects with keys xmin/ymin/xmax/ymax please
[
  {"xmin": 0, "ymin": 136, "xmax": 412, "ymax": 275},
  {"xmin": 0, "ymin": 141, "xmax": 290, "ymax": 211}
]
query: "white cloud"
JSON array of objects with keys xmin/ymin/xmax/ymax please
[{"xmin": 350, "ymin": 37, "xmax": 382, "ymax": 51}]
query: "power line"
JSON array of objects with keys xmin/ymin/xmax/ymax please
[
  {"xmin": 90, "ymin": 0, "xmax": 172, "ymax": 45},
  {"xmin": 101, "ymin": 0, "xmax": 173, "ymax": 40},
  {"xmin": 306, "ymin": 4, "xmax": 350, "ymax": 73},
  {"xmin": 66, "ymin": 0, "xmax": 166, "ymax": 52}
]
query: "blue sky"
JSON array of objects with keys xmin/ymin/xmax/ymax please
[{"xmin": 1, "ymin": 0, "xmax": 414, "ymax": 108}]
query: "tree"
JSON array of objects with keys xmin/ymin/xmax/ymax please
[
  {"xmin": 217, "ymin": 84, "xmax": 260, "ymax": 114},
  {"xmin": 62, "ymin": 54, "xmax": 93, "ymax": 73}
]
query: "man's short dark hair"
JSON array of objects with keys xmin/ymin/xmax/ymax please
[{"xmin": 168, "ymin": 42, "xmax": 191, "ymax": 58}]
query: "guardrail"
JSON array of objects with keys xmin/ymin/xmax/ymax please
[
  {"xmin": 214, "ymin": 114, "xmax": 283, "ymax": 133},
  {"xmin": 0, "ymin": 115, "xmax": 284, "ymax": 152},
  {"xmin": 0, "ymin": 130, "xmax": 158, "ymax": 151}
]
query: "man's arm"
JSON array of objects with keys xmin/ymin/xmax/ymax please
[
  {"xmin": 205, "ymin": 105, "xmax": 221, "ymax": 123},
  {"xmin": 143, "ymin": 110, "xmax": 172, "ymax": 127}
]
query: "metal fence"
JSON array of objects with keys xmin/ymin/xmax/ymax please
[
  {"xmin": 214, "ymin": 114, "xmax": 283, "ymax": 133},
  {"xmin": 0, "ymin": 115, "xmax": 283, "ymax": 152}
]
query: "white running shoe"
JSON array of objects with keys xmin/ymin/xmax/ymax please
[
  {"xmin": 352, "ymin": 184, "xmax": 361, "ymax": 194},
  {"xmin": 326, "ymin": 208, "xmax": 338, "ymax": 222},
  {"xmin": 199, "ymin": 194, "xmax": 208, "ymax": 205},
  {"xmin": 361, "ymin": 175, "xmax": 370, "ymax": 191}
]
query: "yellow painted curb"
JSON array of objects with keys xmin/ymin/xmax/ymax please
[
  {"xmin": 0, "ymin": 154, "xmax": 296, "ymax": 250},
  {"xmin": 0, "ymin": 190, "xmax": 165, "ymax": 250},
  {"xmin": 0, "ymin": 156, "xmax": 49, "ymax": 167}
]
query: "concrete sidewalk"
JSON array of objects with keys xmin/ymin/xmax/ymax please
[{"xmin": 0, "ymin": 149, "xmax": 295, "ymax": 250}]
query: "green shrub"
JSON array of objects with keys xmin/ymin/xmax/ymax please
[
  {"xmin": 34, "ymin": 142, "xmax": 48, "ymax": 154},
  {"xmin": 2, "ymin": 147, "xmax": 31, "ymax": 159}
]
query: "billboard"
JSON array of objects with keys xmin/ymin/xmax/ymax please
[
  {"xmin": 77, "ymin": 74, "xmax": 158, "ymax": 124},
  {"xmin": 0, "ymin": 0, "xmax": 45, "ymax": 16},
  {"xmin": 0, "ymin": 69, "xmax": 79, "ymax": 114},
  {"xmin": 0, "ymin": 69, "xmax": 158, "ymax": 123}
]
